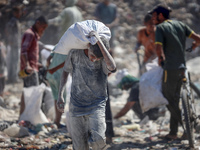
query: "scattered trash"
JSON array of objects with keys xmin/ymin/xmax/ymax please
[
  {"xmin": 0, "ymin": 121, "xmax": 10, "ymax": 131},
  {"xmin": 3, "ymin": 124, "xmax": 29, "ymax": 138},
  {"xmin": 121, "ymin": 124, "xmax": 141, "ymax": 131}
]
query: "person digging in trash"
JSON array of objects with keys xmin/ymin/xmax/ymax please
[{"xmin": 114, "ymin": 71, "xmax": 165, "ymax": 121}]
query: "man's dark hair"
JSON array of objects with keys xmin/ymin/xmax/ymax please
[
  {"xmin": 149, "ymin": 4, "xmax": 172, "ymax": 19},
  {"xmin": 90, "ymin": 36, "xmax": 110, "ymax": 58},
  {"xmin": 144, "ymin": 13, "xmax": 152, "ymax": 23},
  {"xmin": 12, "ymin": 5, "xmax": 22, "ymax": 13},
  {"xmin": 35, "ymin": 16, "xmax": 48, "ymax": 25}
]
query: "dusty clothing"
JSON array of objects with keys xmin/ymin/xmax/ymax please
[
  {"xmin": 48, "ymin": 5, "xmax": 82, "ymax": 40},
  {"xmin": 68, "ymin": 107, "xmax": 106, "ymax": 150},
  {"xmin": 6, "ymin": 16, "xmax": 21, "ymax": 83},
  {"xmin": 63, "ymin": 49, "xmax": 112, "ymax": 149},
  {"xmin": 20, "ymin": 27, "xmax": 39, "ymax": 71},
  {"xmin": 155, "ymin": 20, "xmax": 193, "ymax": 70},
  {"xmin": 64, "ymin": 49, "xmax": 111, "ymax": 116},
  {"xmin": 137, "ymin": 27, "xmax": 156, "ymax": 63},
  {"xmin": 46, "ymin": 53, "xmax": 67, "ymax": 101}
]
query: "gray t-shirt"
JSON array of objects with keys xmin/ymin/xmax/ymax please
[{"xmin": 63, "ymin": 49, "xmax": 111, "ymax": 116}]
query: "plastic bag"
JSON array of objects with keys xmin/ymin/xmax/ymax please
[
  {"xmin": 42, "ymin": 87, "xmax": 55, "ymax": 122},
  {"xmin": 19, "ymin": 83, "xmax": 49, "ymax": 125},
  {"xmin": 145, "ymin": 57, "xmax": 158, "ymax": 71},
  {"xmin": 139, "ymin": 66, "xmax": 168, "ymax": 113},
  {"xmin": 40, "ymin": 44, "xmax": 54, "ymax": 66},
  {"xmin": 54, "ymin": 20, "xmax": 111, "ymax": 55},
  {"xmin": 3, "ymin": 124, "xmax": 29, "ymax": 138}
]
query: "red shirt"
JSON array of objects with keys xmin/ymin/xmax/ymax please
[{"xmin": 20, "ymin": 27, "xmax": 39, "ymax": 71}]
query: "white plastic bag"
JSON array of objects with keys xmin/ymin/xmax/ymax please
[
  {"xmin": 54, "ymin": 20, "xmax": 111, "ymax": 55},
  {"xmin": 19, "ymin": 84, "xmax": 49, "ymax": 125},
  {"xmin": 145, "ymin": 57, "xmax": 158, "ymax": 71},
  {"xmin": 42, "ymin": 87, "xmax": 55, "ymax": 122},
  {"xmin": 40, "ymin": 44, "xmax": 54, "ymax": 66},
  {"xmin": 3, "ymin": 124, "xmax": 29, "ymax": 138},
  {"xmin": 139, "ymin": 66, "xmax": 168, "ymax": 113}
]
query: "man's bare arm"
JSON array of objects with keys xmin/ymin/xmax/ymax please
[
  {"xmin": 106, "ymin": 17, "xmax": 119, "ymax": 29},
  {"xmin": 190, "ymin": 32, "xmax": 200, "ymax": 49},
  {"xmin": 155, "ymin": 44, "xmax": 165, "ymax": 66},
  {"xmin": 97, "ymin": 39, "xmax": 116, "ymax": 71},
  {"xmin": 114, "ymin": 101, "xmax": 135, "ymax": 119},
  {"xmin": 47, "ymin": 62, "xmax": 65, "ymax": 74},
  {"xmin": 57, "ymin": 70, "xmax": 69, "ymax": 113},
  {"xmin": 21, "ymin": 54, "xmax": 33, "ymax": 73},
  {"xmin": 46, "ymin": 54, "xmax": 53, "ymax": 68},
  {"xmin": 89, "ymin": 31, "xmax": 116, "ymax": 72}
]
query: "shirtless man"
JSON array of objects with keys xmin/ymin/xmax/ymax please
[{"xmin": 135, "ymin": 13, "xmax": 156, "ymax": 75}]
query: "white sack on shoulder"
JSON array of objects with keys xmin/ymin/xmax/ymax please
[
  {"xmin": 139, "ymin": 66, "xmax": 168, "ymax": 113},
  {"xmin": 54, "ymin": 20, "xmax": 111, "ymax": 55}
]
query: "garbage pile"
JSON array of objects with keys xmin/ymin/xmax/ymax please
[{"xmin": 1, "ymin": 0, "xmax": 200, "ymax": 149}]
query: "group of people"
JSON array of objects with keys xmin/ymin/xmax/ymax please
[{"xmin": 1, "ymin": 0, "xmax": 200, "ymax": 149}]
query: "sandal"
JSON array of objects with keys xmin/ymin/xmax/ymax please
[
  {"xmin": 181, "ymin": 133, "xmax": 187, "ymax": 140},
  {"xmin": 58, "ymin": 124, "xmax": 66, "ymax": 129}
]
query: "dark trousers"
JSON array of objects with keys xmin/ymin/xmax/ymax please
[
  {"xmin": 105, "ymin": 86, "xmax": 114, "ymax": 138},
  {"xmin": 162, "ymin": 69, "xmax": 183, "ymax": 135}
]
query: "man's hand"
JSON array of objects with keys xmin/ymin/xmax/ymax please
[
  {"xmin": 25, "ymin": 65, "xmax": 34, "ymax": 74},
  {"xmin": 56, "ymin": 98, "xmax": 65, "ymax": 113},
  {"xmin": 191, "ymin": 41, "xmax": 198, "ymax": 50},
  {"xmin": 37, "ymin": 62, "xmax": 43, "ymax": 69},
  {"xmin": 158, "ymin": 56, "xmax": 164, "ymax": 67},
  {"xmin": 88, "ymin": 31, "xmax": 100, "ymax": 39}
]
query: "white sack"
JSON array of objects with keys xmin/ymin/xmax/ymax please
[
  {"xmin": 42, "ymin": 87, "xmax": 55, "ymax": 121},
  {"xmin": 19, "ymin": 83, "xmax": 49, "ymax": 125},
  {"xmin": 139, "ymin": 66, "xmax": 168, "ymax": 113},
  {"xmin": 40, "ymin": 44, "xmax": 54, "ymax": 66},
  {"xmin": 145, "ymin": 57, "xmax": 159, "ymax": 71},
  {"xmin": 54, "ymin": 20, "xmax": 111, "ymax": 55}
]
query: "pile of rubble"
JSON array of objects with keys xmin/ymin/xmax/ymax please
[{"xmin": 1, "ymin": 0, "xmax": 200, "ymax": 149}]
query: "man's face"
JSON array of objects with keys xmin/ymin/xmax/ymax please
[
  {"xmin": 36, "ymin": 22, "xmax": 48, "ymax": 36},
  {"xmin": 152, "ymin": 12, "xmax": 159, "ymax": 25},
  {"xmin": 144, "ymin": 19, "xmax": 154, "ymax": 32},
  {"xmin": 103, "ymin": 0, "xmax": 110, "ymax": 5},
  {"xmin": 14, "ymin": 10, "xmax": 22, "ymax": 19},
  {"xmin": 152, "ymin": 12, "xmax": 164, "ymax": 25},
  {"xmin": 88, "ymin": 49, "xmax": 102, "ymax": 62}
]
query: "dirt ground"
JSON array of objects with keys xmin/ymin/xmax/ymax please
[{"xmin": 1, "ymin": 78, "xmax": 200, "ymax": 150}]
